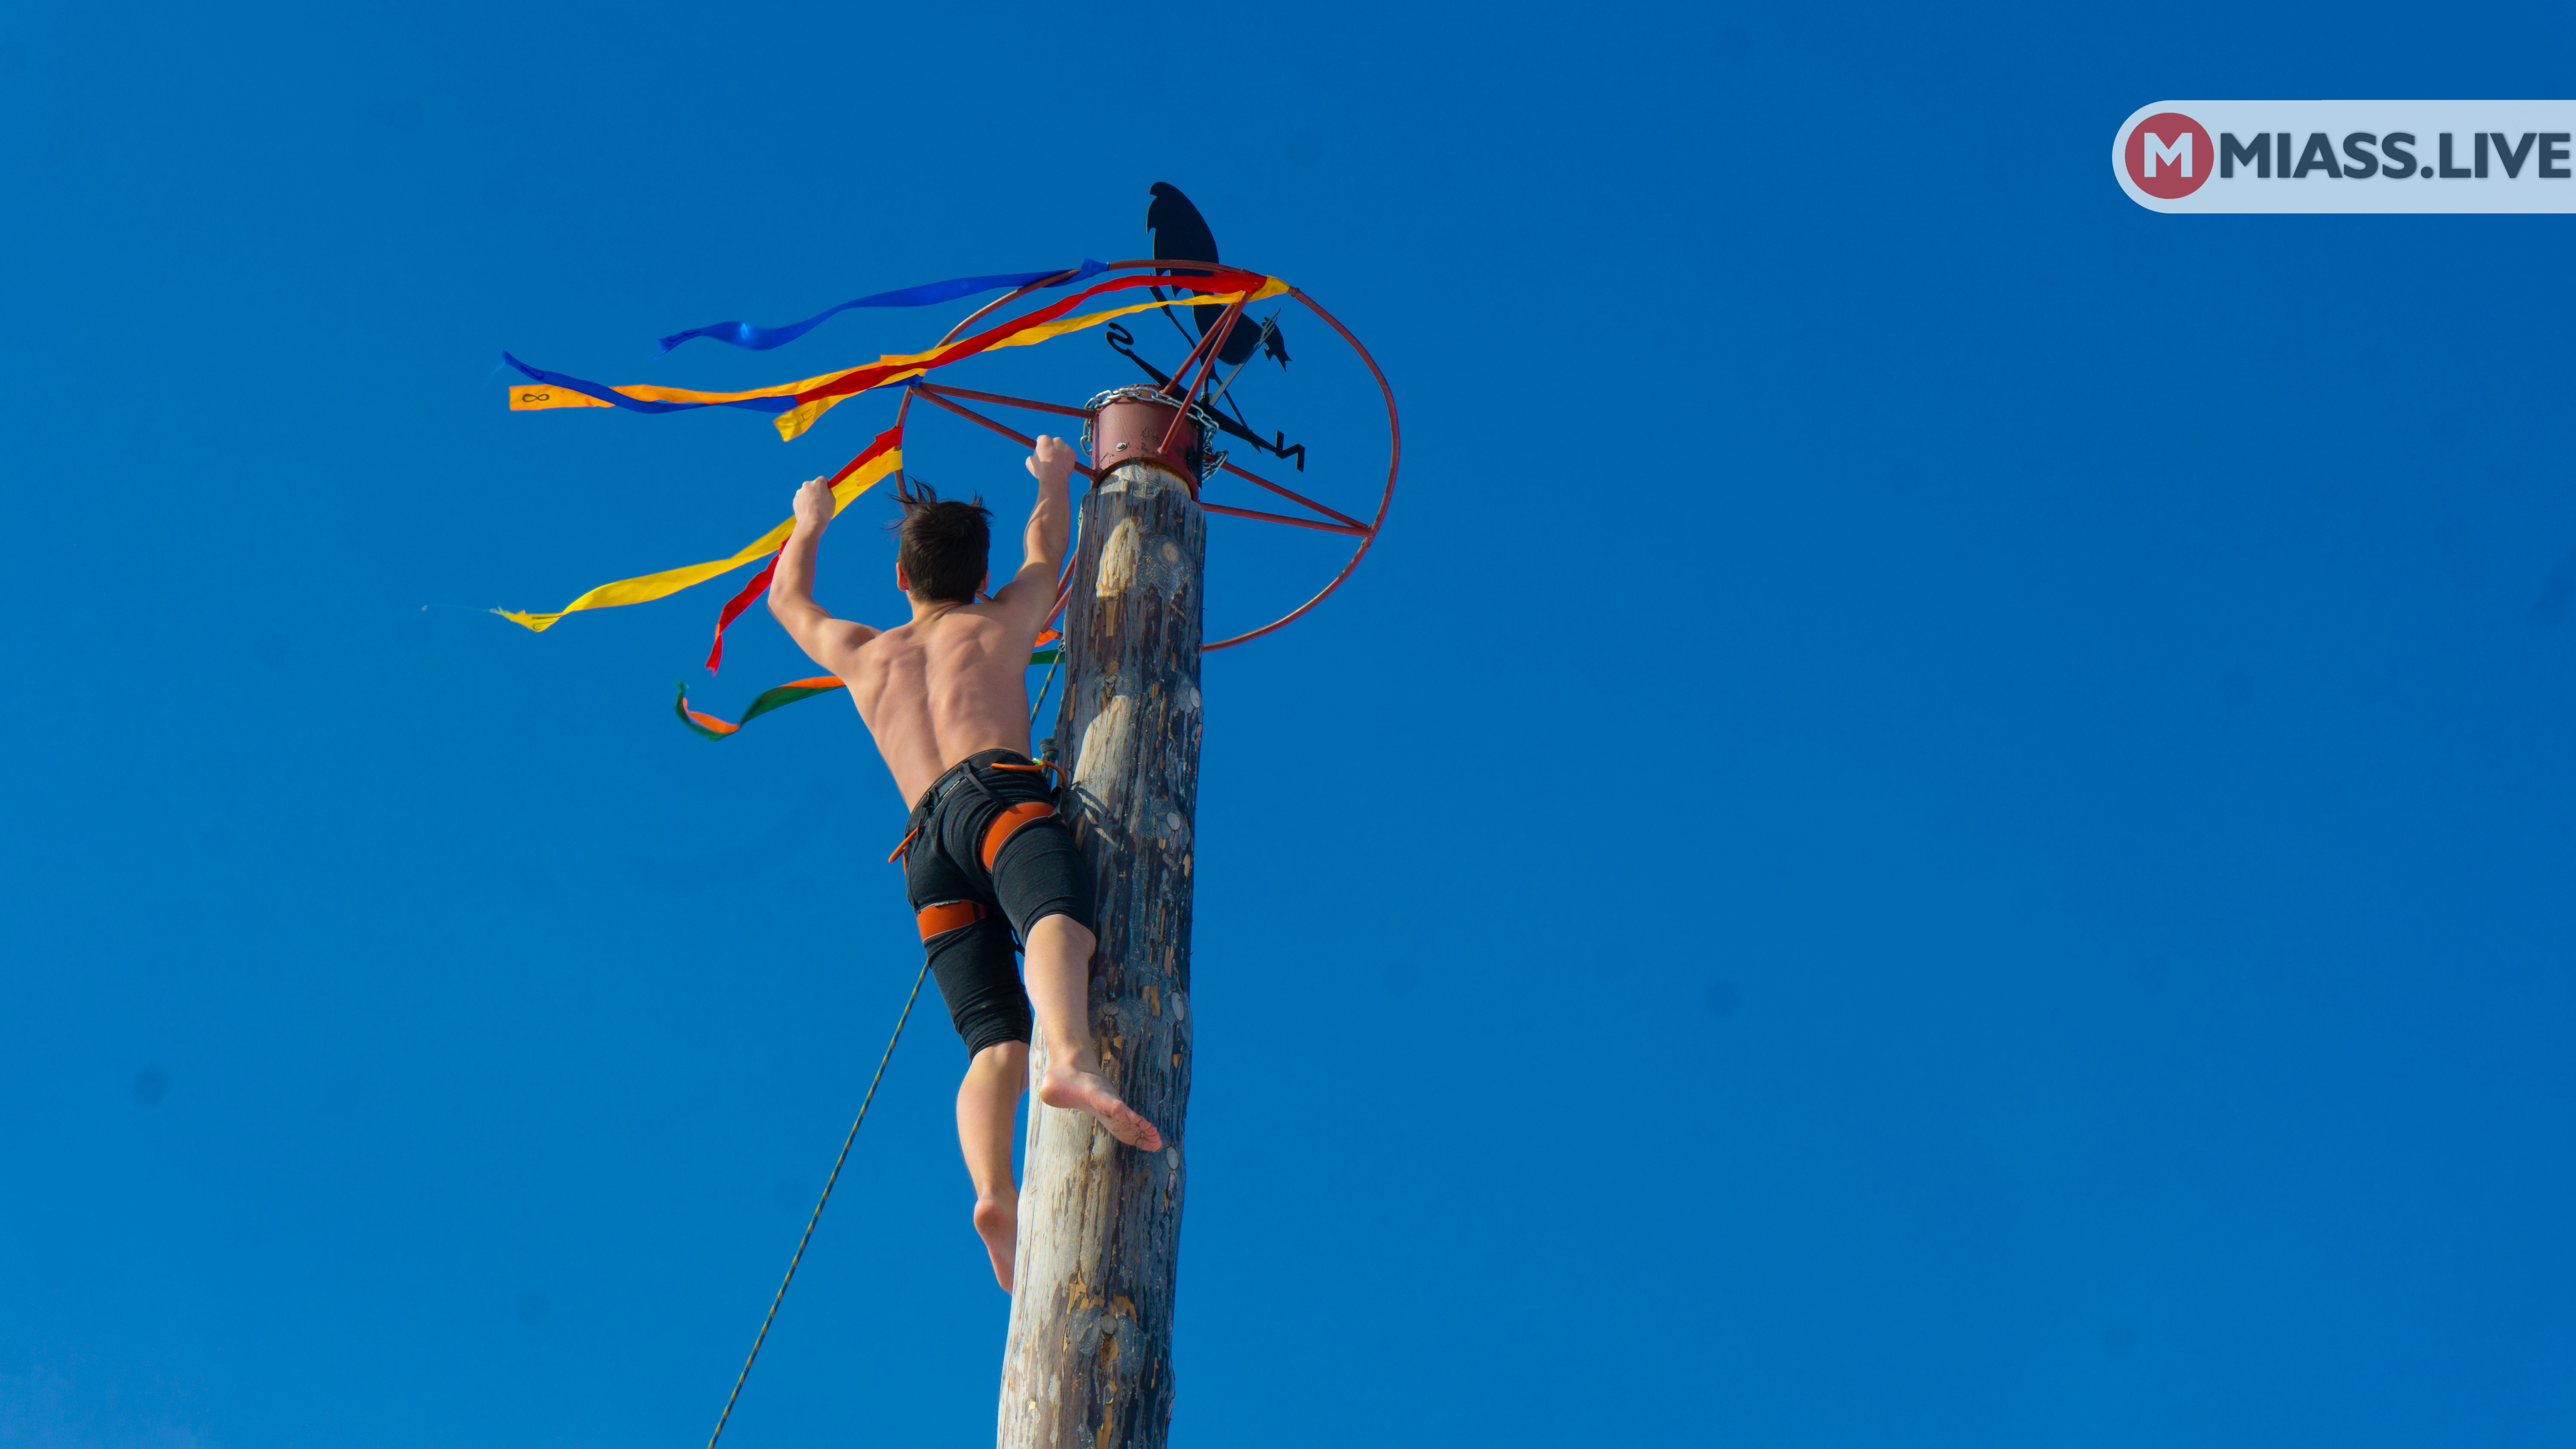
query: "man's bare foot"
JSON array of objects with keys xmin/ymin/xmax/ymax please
[
  {"xmin": 973, "ymin": 1194, "xmax": 1017, "ymax": 1293},
  {"xmin": 1038, "ymin": 1064, "xmax": 1164, "ymax": 1151}
]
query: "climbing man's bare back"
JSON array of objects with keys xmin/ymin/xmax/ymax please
[{"xmin": 839, "ymin": 608, "xmax": 1042, "ymax": 807}]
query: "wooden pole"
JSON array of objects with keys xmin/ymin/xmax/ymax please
[{"xmin": 998, "ymin": 441, "xmax": 1204, "ymax": 1449}]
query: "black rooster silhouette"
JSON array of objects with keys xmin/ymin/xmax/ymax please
[{"xmin": 1145, "ymin": 182, "xmax": 1288, "ymax": 369}]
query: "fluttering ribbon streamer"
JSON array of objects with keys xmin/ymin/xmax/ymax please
[
  {"xmin": 504, "ymin": 270, "xmax": 1288, "ymax": 442},
  {"xmin": 675, "ymin": 677, "xmax": 846, "ymax": 739},
  {"xmin": 654, "ymin": 260, "xmax": 1108, "ymax": 355},
  {"xmin": 501, "ymin": 360, "xmax": 793, "ymax": 415},
  {"xmin": 705, "ymin": 555, "xmax": 778, "ymax": 673},
  {"xmin": 678, "ymin": 632, "xmax": 1063, "ymax": 740},
  {"xmin": 492, "ymin": 426, "xmax": 902, "ymax": 633}
]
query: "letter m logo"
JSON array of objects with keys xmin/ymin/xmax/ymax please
[
  {"xmin": 2123, "ymin": 111, "xmax": 2214, "ymax": 200},
  {"xmin": 2142, "ymin": 130, "xmax": 2192, "ymax": 178}
]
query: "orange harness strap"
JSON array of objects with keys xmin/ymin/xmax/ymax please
[
  {"xmin": 981, "ymin": 800, "xmax": 1056, "ymax": 870},
  {"xmin": 915, "ymin": 900, "xmax": 987, "ymax": 940}
]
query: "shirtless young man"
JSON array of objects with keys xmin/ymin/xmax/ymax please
[{"xmin": 766, "ymin": 434, "xmax": 1163, "ymax": 1293}]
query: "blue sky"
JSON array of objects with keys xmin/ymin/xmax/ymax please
[{"xmin": 6, "ymin": 3, "xmax": 2576, "ymax": 1446}]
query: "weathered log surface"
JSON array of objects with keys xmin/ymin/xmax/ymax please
[{"xmin": 998, "ymin": 459, "xmax": 1203, "ymax": 1449}]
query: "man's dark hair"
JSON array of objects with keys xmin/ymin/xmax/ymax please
[{"xmin": 890, "ymin": 481, "xmax": 992, "ymax": 603}]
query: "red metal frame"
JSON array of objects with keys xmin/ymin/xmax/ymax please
[
  {"xmin": 894, "ymin": 261, "xmax": 1399, "ymax": 652},
  {"xmin": 910, "ymin": 386, "xmax": 1098, "ymax": 482},
  {"xmin": 911, "ymin": 382, "xmax": 1089, "ymax": 419},
  {"xmin": 1201, "ymin": 502, "xmax": 1366, "ymax": 536},
  {"xmin": 1205, "ymin": 284, "xmax": 1398, "ymax": 651},
  {"xmin": 1215, "ymin": 458, "xmax": 1367, "ymax": 531},
  {"xmin": 1157, "ymin": 296, "xmax": 1244, "ymax": 460}
]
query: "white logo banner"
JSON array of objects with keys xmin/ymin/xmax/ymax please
[{"xmin": 2113, "ymin": 102, "xmax": 2576, "ymax": 212}]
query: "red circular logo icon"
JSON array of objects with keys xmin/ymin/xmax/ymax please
[{"xmin": 2125, "ymin": 112, "xmax": 2214, "ymax": 198}]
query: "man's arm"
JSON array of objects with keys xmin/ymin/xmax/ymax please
[
  {"xmin": 767, "ymin": 475, "xmax": 878, "ymax": 671},
  {"xmin": 990, "ymin": 435, "xmax": 1076, "ymax": 629}
]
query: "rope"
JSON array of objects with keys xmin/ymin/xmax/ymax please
[
  {"xmin": 1027, "ymin": 487, "xmax": 1084, "ymax": 732},
  {"xmin": 1028, "ymin": 649, "xmax": 1062, "ymax": 730},
  {"xmin": 704, "ymin": 957, "xmax": 934, "ymax": 1449}
]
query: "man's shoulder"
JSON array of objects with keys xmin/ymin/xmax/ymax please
[
  {"xmin": 926, "ymin": 602, "xmax": 1029, "ymax": 640},
  {"xmin": 829, "ymin": 619, "xmax": 908, "ymax": 675}
]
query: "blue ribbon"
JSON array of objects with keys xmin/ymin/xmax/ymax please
[{"xmin": 653, "ymin": 259, "xmax": 1108, "ymax": 356}]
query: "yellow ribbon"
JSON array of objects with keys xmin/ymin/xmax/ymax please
[{"xmin": 492, "ymin": 441, "xmax": 904, "ymax": 632}]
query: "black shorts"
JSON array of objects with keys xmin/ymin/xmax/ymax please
[{"xmin": 899, "ymin": 749, "xmax": 1095, "ymax": 1058}]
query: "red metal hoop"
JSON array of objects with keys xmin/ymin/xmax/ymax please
[
  {"xmin": 1203, "ymin": 282, "xmax": 1397, "ymax": 652},
  {"xmin": 892, "ymin": 260, "xmax": 1397, "ymax": 653}
]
